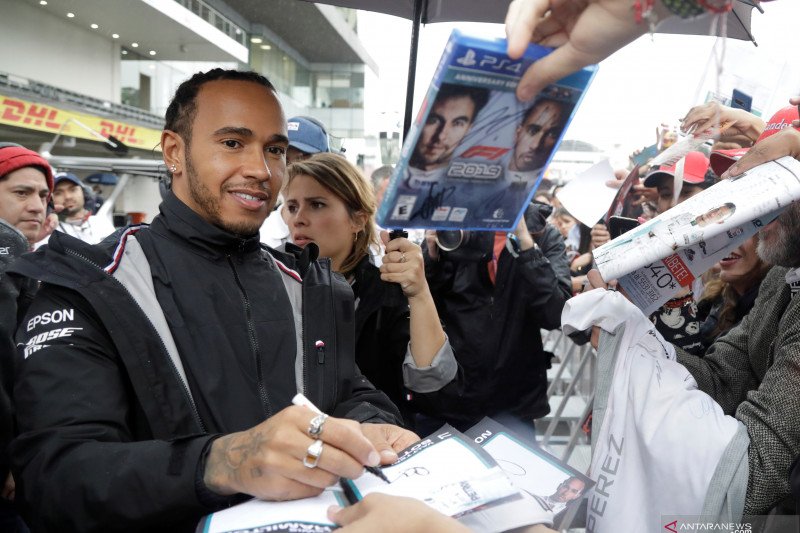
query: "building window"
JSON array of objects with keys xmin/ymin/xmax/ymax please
[
  {"xmin": 314, "ymin": 70, "xmax": 364, "ymax": 109},
  {"xmin": 173, "ymin": 0, "xmax": 247, "ymax": 46}
]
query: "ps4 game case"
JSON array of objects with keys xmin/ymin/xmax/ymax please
[{"xmin": 377, "ymin": 30, "xmax": 596, "ymax": 231}]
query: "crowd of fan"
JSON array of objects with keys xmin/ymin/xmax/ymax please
[{"xmin": 0, "ymin": 0, "xmax": 799, "ymax": 531}]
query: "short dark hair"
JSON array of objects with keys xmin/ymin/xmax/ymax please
[
  {"xmin": 164, "ymin": 68, "xmax": 276, "ymax": 143},
  {"xmin": 560, "ymin": 476, "xmax": 585, "ymax": 492},
  {"xmin": 434, "ymin": 83, "xmax": 490, "ymax": 122}
]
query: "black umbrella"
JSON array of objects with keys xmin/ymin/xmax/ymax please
[{"xmin": 300, "ymin": 0, "xmax": 757, "ymax": 137}]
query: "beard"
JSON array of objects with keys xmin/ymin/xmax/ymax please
[
  {"xmin": 61, "ymin": 204, "xmax": 84, "ymax": 218},
  {"xmin": 184, "ymin": 151, "xmax": 269, "ymax": 236},
  {"xmin": 757, "ymin": 203, "xmax": 800, "ymax": 268}
]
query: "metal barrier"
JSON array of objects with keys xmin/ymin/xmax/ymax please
[
  {"xmin": 540, "ymin": 329, "xmax": 596, "ymax": 531},
  {"xmin": 540, "ymin": 329, "xmax": 596, "ymax": 464}
]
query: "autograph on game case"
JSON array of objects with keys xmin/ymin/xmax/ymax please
[{"xmin": 411, "ymin": 182, "xmax": 456, "ymax": 220}]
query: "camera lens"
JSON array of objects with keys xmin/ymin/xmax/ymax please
[{"xmin": 435, "ymin": 230, "xmax": 465, "ymax": 251}]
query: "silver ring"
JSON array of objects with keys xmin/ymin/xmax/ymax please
[
  {"xmin": 307, "ymin": 413, "xmax": 328, "ymax": 438},
  {"xmin": 303, "ymin": 439, "xmax": 324, "ymax": 468}
]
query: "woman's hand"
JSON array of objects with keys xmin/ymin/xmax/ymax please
[
  {"xmin": 680, "ymin": 101, "xmax": 764, "ymax": 145},
  {"xmin": 590, "ymin": 223, "xmax": 610, "ymax": 249},
  {"xmin": 424, "ymin": 230, "xmax": 439, "ymax": 261},
  {"xmin": 379, "ymin": 232, "xmax": 428, "ymax": 300}
]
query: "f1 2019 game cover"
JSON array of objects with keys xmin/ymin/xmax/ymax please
[{"xmin": 377, "ymin": 30, "xmax": 597, "ymax": 231}]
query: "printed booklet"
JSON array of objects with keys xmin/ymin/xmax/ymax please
[
  {"xmin": 592, "ymin": 156, "xmax": 800, "ymax": 313},
  {"xmin": 198, "ymin": 420, "xmax": 592, "ymax": 533},
  {"xmin": 376, "ymin": 30, "xmax": 596, "ymax": 231},
  {"xmin": 198, "ymin": 426, "xmax": 517, "ymax": 533}
]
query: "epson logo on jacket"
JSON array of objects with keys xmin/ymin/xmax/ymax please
[{"xmin": 27, "ymin": 308, "xmax": 75, "ymax": 331}]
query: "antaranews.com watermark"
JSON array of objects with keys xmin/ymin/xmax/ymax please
[{"xmin": 661, "ymin": 515, "xmax": 799, "ymax": 533}]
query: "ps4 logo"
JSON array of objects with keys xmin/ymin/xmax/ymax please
[
  {"xmin": 456, "ymin": 49, "xmax": 524, "ymax": 74},
  {"xmin": 456, "ymin": 49, "xmax": 478, "ymax": 66}
]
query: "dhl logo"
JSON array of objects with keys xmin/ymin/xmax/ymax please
[
  {"xmin": 0, "ymin": 95, "xmax": 162, "ymax": 150},
  {"xmin": 99, "ymin": 121, "xmax": 145, "ymax": 146},
  {"xmin": 2, "ymin": 99, "xmax": 60, "ymax": 129}
]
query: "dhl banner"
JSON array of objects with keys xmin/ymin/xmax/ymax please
[{"xmin": 0, "ymin": 93, "xmax": 162, "ymax": 151}]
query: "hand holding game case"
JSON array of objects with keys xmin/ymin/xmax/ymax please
[{"xmin": 377, "ymin": 30, "xmax": 597, "ymax": 233}]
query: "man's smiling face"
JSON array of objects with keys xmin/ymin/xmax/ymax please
[{"xmin": 170, "ymin": 79, "xmax": 289, "ymax": 235}]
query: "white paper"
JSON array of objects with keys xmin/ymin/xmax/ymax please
[
  {"xmin": 649, "ymin": 135, "xmax": 709, "ymax": 168},
  {"xmin": 460, "ymin": 491, "xmax": 553, "ymax": 533},
  {"xmin": 555, "ymin": 159, "xmax": 618, "ymax": 227},
  {"xmin": 200, "ymin": 430, "xmax": 519, "ymax": 531}
]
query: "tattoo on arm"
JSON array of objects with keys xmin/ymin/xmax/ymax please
[{"xmin": 204, "ymin": 430, "xmax": 266, "ymax": 494}]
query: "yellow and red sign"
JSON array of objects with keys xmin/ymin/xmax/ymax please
[{"xmin": 0, "ymin": 93, "xmax": 162, "ymax": 151}]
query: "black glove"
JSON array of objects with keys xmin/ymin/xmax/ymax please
[
  {"xmin": 0, "ymin": 219, "xmax": 28, "ymax": 265},
  {"xmin": 524, "ymin": 201, "xmax": 553, "ymax": 235}
]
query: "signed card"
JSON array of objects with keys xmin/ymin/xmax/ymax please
[
  {"xmin": 465, "ymin": 418, "xmax": 594, "ymax": 527},
  {"xmin": 199, "ymin": 426, "xmax": 521, "ymax": 532},
  {"xmin": 347, "ymin": 425, "xmax": 519, "ymax": 518},
  {"xmin": 376, "ymin": 30, "xmax": 596, "ymax": 231}
]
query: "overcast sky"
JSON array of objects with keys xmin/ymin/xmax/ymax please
[{"xmin": 358, "ymin": 2, "xmax": 800, "ymax": 161}]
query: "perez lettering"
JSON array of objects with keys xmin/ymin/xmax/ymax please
[{"xmin": 587, "ymin": 434, "xmax": 624, "ymax": 533}]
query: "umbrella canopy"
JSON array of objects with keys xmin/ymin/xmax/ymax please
[
  {"xmin": 298, "ymin": 0, "xmax": 511, "ymax": 24},
  {"xmin": 305, "ymin": 0, "xmax": 756, "ymax": 39},
  {"xmin": 658, "ymin": 1, "xmax": 757, "ymax": 43},
  {"xmin": 299, "ymin": 0, "xmax": 757, "ymax": 135}
]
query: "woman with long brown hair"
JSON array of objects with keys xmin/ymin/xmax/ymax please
[
  {"xmin": 697, "ymin": 235, "xmax": 771, "ymax": 353},
  {"xmin": 283, "ymin": 154, "xmax": 457, "ymax": 426}
]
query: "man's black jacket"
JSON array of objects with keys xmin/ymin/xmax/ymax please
[
  {"xmin": 9, "ymin": 193, "xmax": 401, "ymax": 532},
  {"xmin": 422, "ymin": 224, "xmax": 571, "ymax": 428},
  {"xmin": 350, "ymin": 255, "xmax": 461, "ymax": 428},
  {"xmin": 0, "ymin": 219, "xmax": 31, "ymax": 482}
]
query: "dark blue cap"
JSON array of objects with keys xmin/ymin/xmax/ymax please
[
  {"xmin": 54, "ymin": 172, "xmax": 83, "ymax": 188},
  {"xmin": 287, "ymin": 116, "xmax": 329, "ymax": 155}
]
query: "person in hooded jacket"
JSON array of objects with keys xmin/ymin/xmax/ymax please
[
  {"xmin": 8, "ymin": 69, "xmax": 411, "ymax": 533},
  {"xmin": 282, "ymin": 153, "xmax": 459, "ymax": 427},
  {"xmin": 420, "ymin": 201, "xmax": 571, "ymax": 436}
]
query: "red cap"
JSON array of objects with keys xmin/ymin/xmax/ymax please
[
  {"xmin": 643, "ymin": 151, "xmax": 711, "ymax": 188},
  {"xmin": 0, "ymin": 145, "xmax": 54, "ymax": 194},
  {"xmin": 710, "ymin": 104, "xmax": 800, "ymax": 176}
]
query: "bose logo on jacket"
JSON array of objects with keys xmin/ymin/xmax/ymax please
[{"xmin": 22, "ymin": 327, "xmax": 83, "ymax": 358}]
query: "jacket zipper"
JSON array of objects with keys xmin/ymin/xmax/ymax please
[
  {"xmin": 302, "ymin": 268, "xmax": 309, "ymax": 396},
  {"xmin": 303, "ymin": 259, "xmax": 331, "ymax": 400},
  {"xmin": 320, "ymin": 258, "xmax": 332, "ymax": 402},
  {"xmin": 65, "ymin": 249, "xmax": 206, "ymax": 433},
  {"xmin": 227, "ymin": 254, "xmax": 273, "ymax": 418}
]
